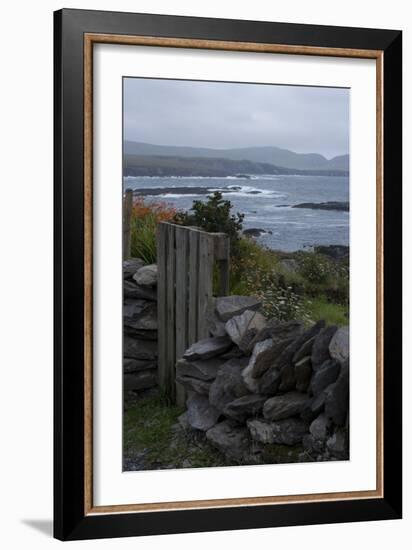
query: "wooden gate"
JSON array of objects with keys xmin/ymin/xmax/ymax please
[{"xmin": 157, "ymin": 222, "xmax": 230, "ymax": 405}]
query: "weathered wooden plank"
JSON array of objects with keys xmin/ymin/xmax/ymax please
[
  {"xmin": 123, "ymin": 188, "xmax": 133, "ymax": 259},
  {"xmin": 188, "ymin": 229, "xmax": 199, "ymax": 346},
  {"xmin": 156, "ymin": 222, "xmax": 168, "ymax": 393},
  {"xmin": 214, "ymin": 234, "xmax": 230, "ymax": 296},
  {"xmin": 175, "ymin": 226, "xmax": 189, "ymax": 407},
  {"xmin": 197, "ymin": 233, "xmax": 214, "ymax": 338},
  {"xmin": 166, "ymin": 223, "xmax": 176, "ymax": 401}
]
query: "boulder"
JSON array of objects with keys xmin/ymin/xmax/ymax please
[
  {"xmin": 329, "ymin": 326, "xmax": 349, "ymax": 362},
  {"xmin": 205, "ymin": 300, "xmax": 227, "ymax": 337},
  {"xmin": 123, "ymin": 326, "xmax": 158, "ymax": 340},
  {"xmin": 309, "ymin": 413, "xmax": 332, "ymax": 441},
  {"xmin": 223, "ymin": 394, "xmax": 267, "ymax": 423},
  {"xmin": 263, "ymin": 392, "xmax": 308, "ymax": 421},
  {"xmin": 300, "ymin": 392, "xmax": 326, "ymax": 423},
  {"xmin": 258, "ymin": 366, "xmax": 282, "ymax": 396},
  {"xmin": 133, "ymin": 264, "xmax": 158, "ymax": 287},
  {"xmin": 123, "ymin": 299, "xmax": 157, "ymax": 331},
  {"xmin": 124, "ymin": 335, "xmax": 157, "ymax": 360},
  {"xmin": 124, "ymin": 280, "xmax": 157, "ymax": 301},
  {"xmin": 309, "ymin": 359, "xmax": 341, "ymax": 396},
  {"xmin": 324, "ymin": 359, "xmax": 349, "ymax": 425},
  {"xmin": 209, "ymin": 358, "xmax": 250, "ymax": 412},
  {"xmin": 220, "ymin": 346, "xmax": 244, "ymax": 360},
  {"xmin": 215, "ymin": 295, "xmax": 261, "ymax": 322},
  {"xmin": 248, "ymin": 418, "xmax": 307, "ymax": 446},
  {"xmin": 311, "ymin": 325, "xmax": 338, "ymax": 369},
  {"xmin": 206, "ymin": 420, "xmax": 251, "ymax": 461},
  {"xmin": 123, "ymin": 258, "xmax": 145, "ymax": 279},
  {"xmin": 186, "ymin": 393, "xmax": 220, "ymax": 431},
  {"xmin": 247, "ymin": 419, "xmax": 275, "ymax": 444},
  {"xmin": 225, "ymin": 310, "xmax": 267, "ymax": 347},
  {"xmin": 123, "ymin": 370, "xmax": 157, "ymax": 391},
  {"xmin": 302, "ymin": 434, "xmax": 325, "ymax": 454},
  {"xmin": 271, "ymin": 418, "xmax": 308, "ymax": 445},
  {"xmin": 183, "ymin": 336, "xmax": 232, "ymax": 361},
  {"xmin": 279, "ymin": 363, "xmax": 296, "ymax": 392},
  {"xmin": 294, "ymin": 356, "xmax": 312, "ymax": 392},
  {"xmin": 123, "ymin": 357, "xmax": 157, "ymax": 373},
  {"xmin": 292, "ymin": 336, "xmax": 316, "ymax": 364},
  {"xmin": 326, "ymin": 428, "xmax": 349, "ymax": 459},
  {"xmin": 175, "ymin": 375, "xmax": 212, "ymax": 396},
  {"xmin": 241, "ymin": 361, "xmax": 260, "ymax": 393},
  {"xmin": 176, "ymin": 357, "xmax": 224, "ymax": 381},
  {"xmin": 249, "ymin": 320, "xmax": 303, "ymax": 349},
  {"xmin": 249, "ymin": 337, "xmax": 292, "ymax": 379}
]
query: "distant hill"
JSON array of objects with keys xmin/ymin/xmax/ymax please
[
  {"xmin": 124, "ymin": 141, "xmax": 349, "ymax": 172},
  {"xmin": 124, "ymin": 154, "xmax": 349, "ymax": 178}
]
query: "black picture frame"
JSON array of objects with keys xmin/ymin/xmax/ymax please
[{"xmin": 54, "ymin": 8, "xmax": 402, "ymax": 541}]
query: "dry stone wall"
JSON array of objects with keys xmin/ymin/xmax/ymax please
[
  {"xmin": 123, "ymin": 259, "xmax": 159, "ymax": 398},
  {"xmin": 177, "ymin": 296, "xmax": 349, "ymax": 464}
]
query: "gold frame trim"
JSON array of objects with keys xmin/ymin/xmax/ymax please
[{"xmin": 84, "ymin": 33, "xmax": 384, "ymax": 515}]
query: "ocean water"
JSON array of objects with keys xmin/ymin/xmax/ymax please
[{"xmin": 124, "ymin": 175, "xmax": 349, "ymax": 252}]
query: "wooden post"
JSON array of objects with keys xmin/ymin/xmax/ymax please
[
  {"xmin": 175, "ymin": 226, "xmax": 189, "ymax": 407},
  {"xmin": 123, "ymin": 188, "xmax": 133, "ymax": 260},
  {"xmin": 156, "ymin": 223, "xmax": 168, "ymax": 395}
]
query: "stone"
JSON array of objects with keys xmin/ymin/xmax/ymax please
[
  {"xmin": 124, "ymin": 335, "xmax": 157, "ymax": 360},
  {"xmin": 292, "ymin": 336, "xmax": 316, "ymax": 364},
  {"xmin": 183, "ymin": 336, "xmax": 232, "ymax": 361},
  {"xmin": 220, "ymin": 346, "xmax": 244, "ymax": 360},
  {"xmin": 123, "ymin": 326, "xmax": 158, "ymax": 340},
  {"xmin": 309, "ymin": 413, "xmax": 332, "ymax": 441},
  {"xmin": 326, "ymin": 428, "xmax": 349, "ymax": 459},
  {"xmin": 329, "ymin": 326, "xmax": 349, "ymax": 363},
  {"xmin": 311, "ymin": 325, "xmax": 338, "ymax": 369},
  {"xmin": 123, "ymin": 357, "xmax": 157, "ymax": 373},
  {"xmin": 247, "ymin": 419, "xmax": 275, "ymax": 444},
  {"xmin": 223, "ymin": 394, "xmax": 267, "ymax": 423},
  {"xmin": 263, "ymin": 392, "xmax": 308, "ymax": 421},
  {"xmin": 324, "ymin": 359, "xmax": 349, "ymax": 425},
  {"xmin": 249, "ymin": 337, "xmax": 292, "ymax": 379},
  {"xmin": 123, "ymin": 370, "xmax": 157, "ymax": 391},
  {"xmin": 176, "ymin": 357, "xmax": 224, "ymax": 381},
  {"xmin": 300, "ymin": 392, "xmax": 326, "ymax": 423},
  {"xmin": 215, "ymin": 295, "xmax": 261, "ymax": 322},
  {"xmin": 123, "ymin": 299, "xmax": 157, "ymax": 331},
  {"xmin": 279, "ymin": 363, "xmax": 296, "ymax": 392},
  {"xmin": 186, "ymin": 393, "xmax": 220, "ymax": 431},
  {"xmin": 176, "ymin": 375, "xmax": 212, "ymax": 396},
  {"xmin": 249, "ymin": 418, "xmax": 307, "ymax": 446},
  {"xmin": 205, "ymin": 300, "xmax": 227, "ymax": 337},
  {"xmin": 249, "ymin": 320, "xmax": 304, "ymax": 349},
  {"xmin": 241, "ymin": 361, "xmax": 260, "ymax": 393},
  {"xmin": 123, "ymin": 258, "xmax": 145, "ymax": 279},
  {"xmin": 271, "ymin": 418, "xmax": 309, "ymax": 445},
  {"xmin": 294, "ymin": 356, "xmax": 312, "ymax": 392},
  {"xmin": 209, "ymin": 358, "xmax": 250, "ymax": 412},
  {"xmin": 309, "ymin": 359, "xmax": 341, "ymax": 396},
  {"xmin": 258, "ymin": 367, "xmax": 282, "ymax": 395},
  {"xmin": 206, "ymin": 420, "xmax": 251, "ymax": 461},
  {"xmin": 225, "ymin": 310, "xmax": 267, "ymax": 347},
  {"xmin": 123, "ymin": 280, "xmax": 157, "ymax": 301},
  {"xmin": 177, "ymin": 411, "xmax": 191, "ymax": 430},
  {"xmin": 132, "ymin": 264, "xmax": 158, "ymax": 287}
]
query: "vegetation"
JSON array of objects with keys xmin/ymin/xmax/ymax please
[
  {"xmin": 130, "ymin": 197, "xmax": 176, "ymax": 264},
  {"xmin": 123, "ymin": 392, "xmax": 229, "ymax": 470}
]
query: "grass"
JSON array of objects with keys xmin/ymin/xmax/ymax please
[
  {"xmin": 304, "ymin": 296, "xmax": 348, "ymax": 326},
  {"xmin": 123, "ymin": 392, "xmax": 229, "ymax": 470}
]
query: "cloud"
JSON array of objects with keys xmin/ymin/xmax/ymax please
[{"xmin": 123, "ymin": 77, "xmax": 349, "ymax": 159}]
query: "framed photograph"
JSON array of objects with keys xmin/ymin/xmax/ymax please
[{"xmin": 54, "ymin": 9, "xmax": 402, "ymax": 541}]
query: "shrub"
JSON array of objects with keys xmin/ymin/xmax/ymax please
[
  {"xmin": 130, "ymin": 197, "xmax": 176, "ymax": 264},
  {"xmin": 174, "ymin": 191, "xmax": 244, "ymax": 256}
]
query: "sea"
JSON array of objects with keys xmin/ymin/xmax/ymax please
[{"xmin": 123, "ymin": 174, "xmax": 349, "ymax": 252}]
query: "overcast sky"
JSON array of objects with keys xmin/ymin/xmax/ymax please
[{"xmin": 124, "ymin": 78, "xmax": 349, "ymax": 159}]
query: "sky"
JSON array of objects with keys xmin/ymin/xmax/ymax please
[{"xmin": 123, "ymin": 77, "xmax": 349, "ymax": 159}]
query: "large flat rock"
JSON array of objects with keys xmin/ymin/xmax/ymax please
[
  {"xmin": 124, "ymin": 335, "xmax": 157, "ymax": 360},
  {"xmin": 183, "ymin": 336, "xmax": 232, "ymax": 361},
  {"xmin": 123, "ymin": 299, "xmax": 157, "ymax": 331},
  {"xmin": 176, "ymin": 357, "xmax": 224, "ymax": 381},
  {"xmin": 186, "ymin": 393, "xmax": 220, "ymax": 431},
  {"xmin": 215, "ymin": 295, "xmax": 261, "ymax": 322},
  {"xmin": 223, "ymin": 394, "xmax": 267, "ymax": 423},
  {"xmin": 225, "ymin": 310, "xmax": 267, "ymax": 347},
  {"xmin": 206, "ymin": 420, "xmax": 251, "ymax": 461},
  {"xmin": 329, "ymin": 326, "xmax": 349, "ymax": 363},
  {"xmin": 209, "ymin": 358, "xmax": 250, "ymax": 412},
  {"xmin": 263, "ymin": 392, "xmax": 308, "ymax": 421}
]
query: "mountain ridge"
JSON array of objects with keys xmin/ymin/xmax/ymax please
[{"xmin": 124, "ymin": 141, "xmax": 349, "ymax": 172}]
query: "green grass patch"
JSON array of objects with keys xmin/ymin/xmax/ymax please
[{"xmin": 305, "ymin": 296, "xmax": 348, "ymax": 326}]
